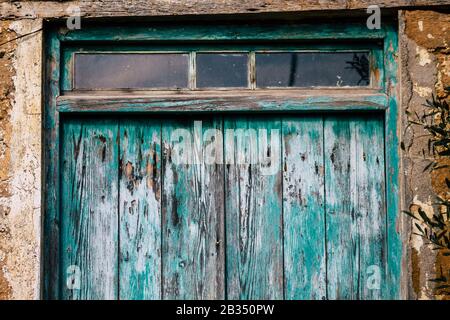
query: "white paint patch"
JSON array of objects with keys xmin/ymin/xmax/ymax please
[
  {"xmin": 410, "ymin": 196, "xmax": 435, "ymax": 252},
  {"xmin": 418, "ymin": 21, "xmax": 424, "ymax": 32},
  {"xmin": 413, "ymin": 83, "xmax": 433, "ymax": 98},
  {"xmin": 415, "ymin": 46, "xmax": 432, "ymax": 66}
]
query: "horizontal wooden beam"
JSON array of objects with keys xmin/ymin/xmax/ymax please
[
  {"xmin": 58, "ymin": 23, "xmax": 389, "ymax": 42},
  {"xmin": 57, "ymin": 92, "xmax": 388, "ymax": 113},
  {"xmin": 1, "ymin": 1, "xmax": 449, "ymax": 19}
]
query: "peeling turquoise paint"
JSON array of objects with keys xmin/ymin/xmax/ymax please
[{"xmin": 44, "ymin": 22, "xmax": 401, "ymax": 300}]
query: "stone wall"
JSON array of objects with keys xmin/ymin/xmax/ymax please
[
  {"xmin": 0, "ymin": 19, "xmax": 42, "ymax": 300},
  {"xmin": 400, "ymin": 10, "xmax": 450, "ymax": 300}
]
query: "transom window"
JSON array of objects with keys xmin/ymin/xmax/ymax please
[{"xmin": 72, "ymin": 51, "xmax": 371, "ymax": 90}]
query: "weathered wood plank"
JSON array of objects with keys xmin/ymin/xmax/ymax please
[
  {"xmin": 324, "ymin": 117, "xmax": 357, "ymax": 299},
  {"xmin": 58, "ymin": 22, "xmax": 388, "ymax": 42},
  {"xmin": 324, "ymin": 115, "xmax": 386, "ymax": 299},
  {"xmin": 354, "ymin": 116, "xmax": 387, "ymax": 299},
  {"xmin": 161, "ymin": 117, "xmax": 225, "ymax": 299},
  {"xmin": 53, "ymin": 22, "xmax": 391, "ymax": 50},
  {"xmin": 384, "ymin": 26, "xmax": 402, "ymax": 300},
  {"xmin": 2, "ymin": 1, "xmax": 447, "ymax": 19},
  {"xmin": 43, "ymin": 30, "xmax": 61, "ymax": 300},
  {"xmin": 61, "ymin": 119, "xmax": 119, "ymax": 300},
  {"xmin": 119, "ymin": 120, "xmax": 162, "ymax": 300},
  {"xmin": 225, "ymin": 117, "xmax": 283, "ymax": 299},
  {"xmin": 57, "ymin": 92, "xmax": 388, "ymax": 113},
  {"xmin": 282, "ymin": 116, "xmax": 326, "ymax": 300}
]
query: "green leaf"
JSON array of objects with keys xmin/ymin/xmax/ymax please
[
  {"xmin": 435, "ymin": 285, "xmax": 450, "ymax": 290},
  {"xmin": 445, "ymin": 178, "xmax": 450, "ymax": 189},
  {"xmin": 415, "ymin": 223, "xmax": 424, "ymax": 234},
  {"xmin": 429, "ymin": 276, "xmax": 447, "ymax": 282},
  {"xmin": 438, "ymin": 149, "xmax": 450, "ymax": 156},
  {"xmin": 432, "ymin": 164, "xmax": 449, "ymax": 171},
  {"xmin": 423, "ymin": 161, "xmax": 435, "ymax": 172},
  {"xmin": 426, "ymin": 125, "xmax": 447, "ymax": 136},
  {"xmin": 433, "ymin": 139, "xmax": 450, "ymax": 146},
  {"xmin": 402, "ymin": 210, "xmax": 418, "ymax": 220},
  {"xmin": 418, "ymin": 207, "xmax": 433, "ymax": 225},
  {"xmin": 437, "ymin": 230, "xmax": 447, "ymax": 240}
]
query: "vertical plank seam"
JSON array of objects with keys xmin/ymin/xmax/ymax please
[
  {"xmin": 382, "ymin": 115, "xmax": 389, "ymax": 297},
  {"xmin": 355, "ymin": 119, "xmax": 361, "ymax": 300},
  {"xmin": 222, "ymin": 115, "xmax": 228, "ymax": 300},
  {"xmin": 117, "ymin": 119, "xmax": 121, "ymax": 300},
  {"xmin": 322, "ymin": 115, "xmax": 328, "ymax": 300},
  {"xmin": 160, "ymin": 120, "xmax": 164, "ymax": 300},
  {"xmin": 56, "ymin": 42, "xmax": 62, "ymax": 300},
  {"xmin": 57, "ymin": 114, "xmax": 63, "ymax": 299},
  {"xmin": 280, "ymin": 117, "xmax": 285, "ymax": 300}
]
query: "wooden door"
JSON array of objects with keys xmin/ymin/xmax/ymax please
[
  {"xmin": 45, "ymin": 22, "xmax": 400, "ymax": 300},
  {"xmin": 60, "ymin": 114, "xmax": 386, "ymax": 300}
]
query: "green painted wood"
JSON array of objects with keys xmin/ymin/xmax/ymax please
[
  {"xmin": 224, "ymin": 117, "xmax": 283, "ymax": 300},
  {"xmin": 56, "ymin": 93, "xmax": 388, "ymax": 113},
  {"xmin": 161, "ymin": 117, "xmax": 225, "ymax": 299},
  {"xmin": 43, "ymin": 29, "xmax": 61, "ymax": 300},
  {"xmin": 324, "ymin": 115, "xmax": 386, "ymax": 299},
  {"xmin": 119, "ymin": 120, "xmax": 162, "ymax": 299},
  {"xmin": 384, "ymin": 26, "xmax": 402, "ymax": 300},
  {"xmin": 282, "ymin": 116, "xmax": 326, "ymax": 300},
  {"xmin": 59, "ymin": 23, "xmax": 388, "ymax": 42},
  {"xmin": 45, "ymin": 22, "xmax": 402, "ymax": 300},
  {"xmin": 60, "ymin": 119, "xmax": 119, "ymax": 300},
  {"xmin": 354, "ymin": 116, "xmax": 387, "ymax": 299},
  {"xmin": 324, "ymin": 117, "xmax": 355, "ymax": 299}
]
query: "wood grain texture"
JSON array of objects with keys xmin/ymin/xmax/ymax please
[
  {"xmin": 324, "ymin": 117, "xmax": 355, "ymax": 299},
  {"xmin": 61, "ymin": 119, "xmax": 119, "ymax": 300},
  {"xmin": 161, "ymin": 117, "xmax": 225, "ymax": 299},
  {"xmin": 119, "ymin": 120, "xmax": 162, "ymax": 299},
  {"xmin": 43, "ymin": 30, "xmax": 61, "ymax": 300},
  {"xmin": 224, "ymin": 117, "xmax": 283, "ymax": 300},
  {"xmin": 384, "ymin": 26, "xmax": 401, "ymax": 299},
  {"xmin": 282, "ymin": 116, "xmax": 326, "ymax": 300},
  {"xmin": 57, "ymin": 93, "xmax": 388, "ymax": 113},
  {"xmin": 324, "ymin": 115, "xmax": 386, "ymax": 299},
  {"xmin": 58, "ymin": 23, "xmax": 388, "ymax": 42},
  {"xmin": 354, "ymin": 116, "xmax": 386, "ymax": 299},
  {"xmin": 1, "ymin": 0, "xmax": 448, "ymax": 19}
]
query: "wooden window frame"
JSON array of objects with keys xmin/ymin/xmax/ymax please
[{"xmin": 43, "ymin": 21, "xmax": 401, "ymax": 299}]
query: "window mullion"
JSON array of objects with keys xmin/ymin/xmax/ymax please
[
  {"xmin": 189, "ymin": 51, "xmax": 196, "ymax": 90},
  {"xmin": 249, "ymin": 51, "xmax": 256, "ymax": 90}
]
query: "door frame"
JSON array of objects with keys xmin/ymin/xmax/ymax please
[{"xmin": 43, "ymin": 20, "xmax": 401, "ymax": 299}]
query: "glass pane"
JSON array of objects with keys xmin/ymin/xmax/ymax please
[
  {"xmin": 196, "ymin": 53, "xmax": 248, "ymax": 88},
  {"xmin": 256, "ymin": 52, "xmax": 370, "ymax": 87},
  {"xmin": 74, "ymin": 53, "xmax": 189, "ymax": 89}
]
